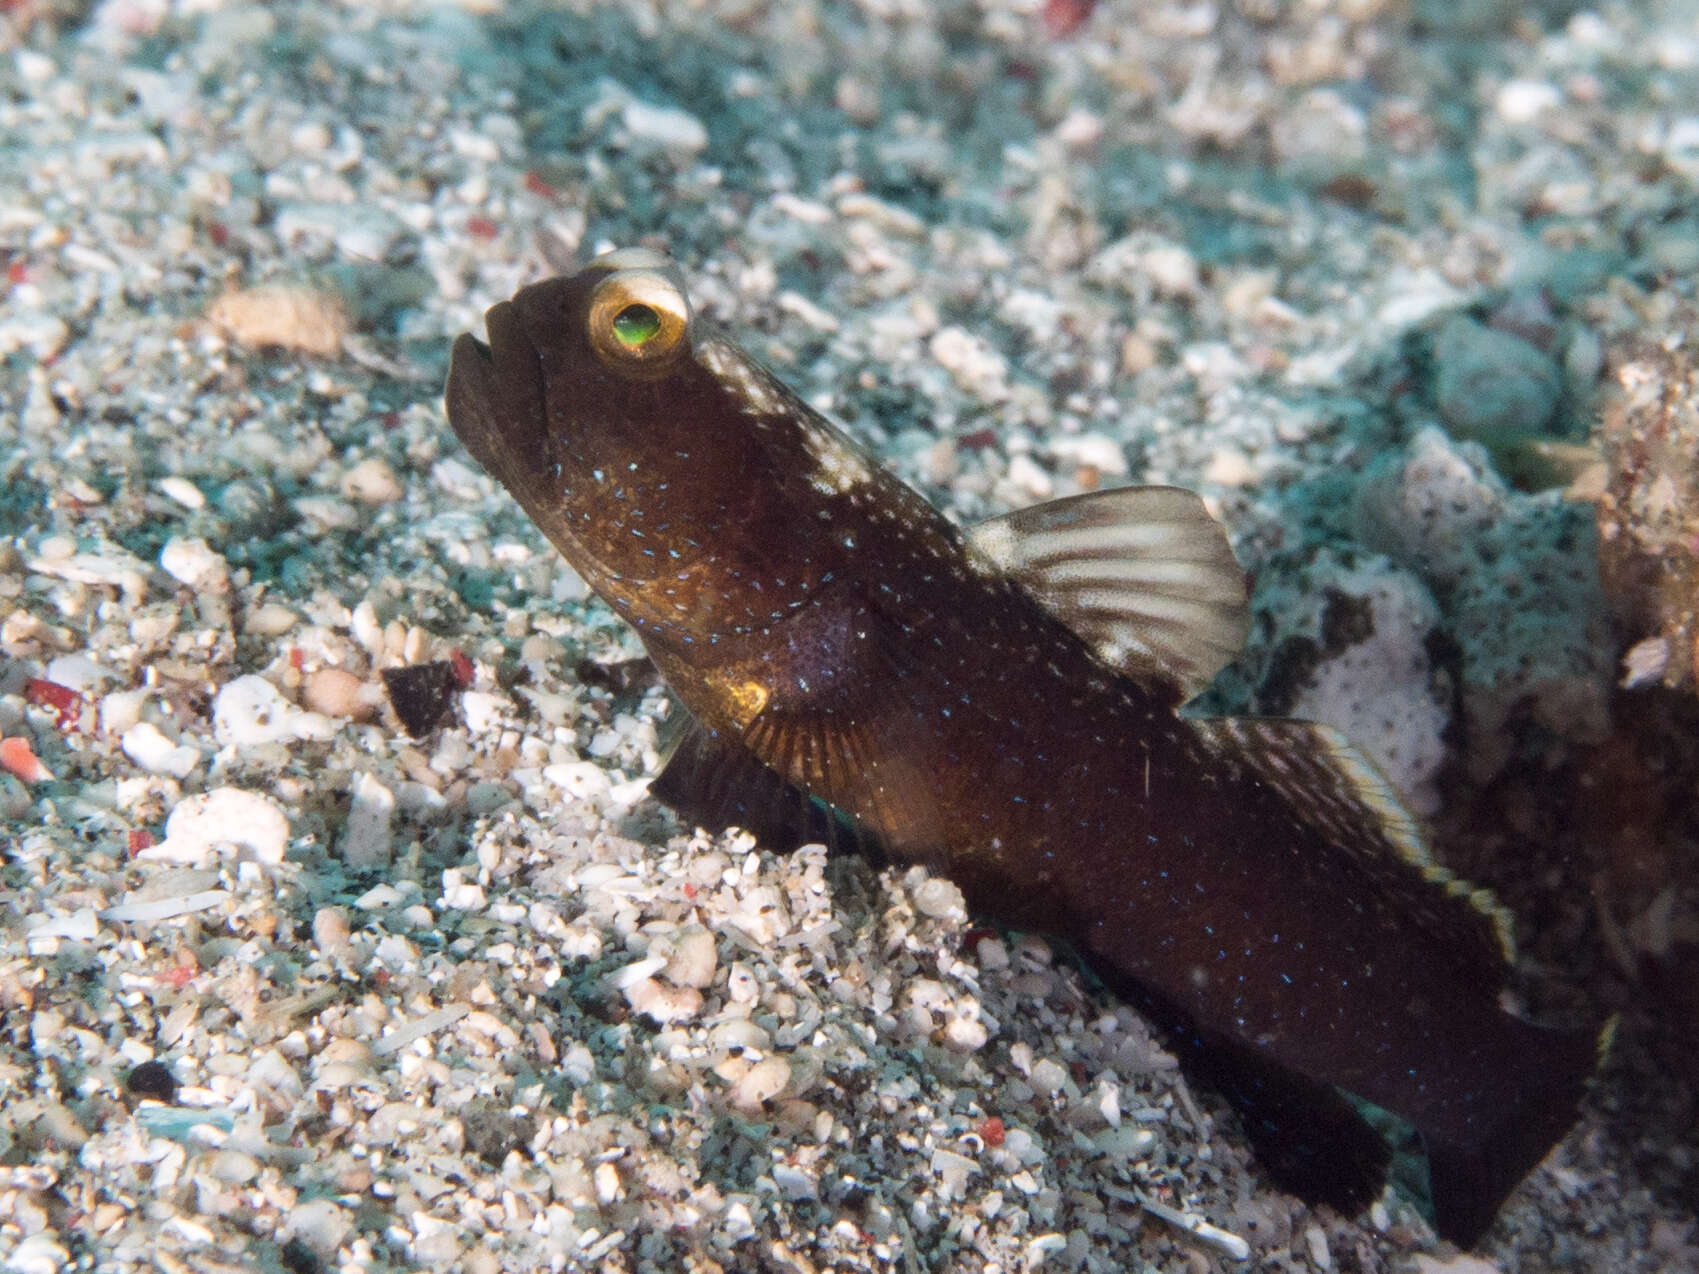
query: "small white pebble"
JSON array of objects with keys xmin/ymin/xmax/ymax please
[
  {"xmin": 4, "ymin": 1233, "xmax": 70, "ymax": 1274},
  {"xmin": 721, "ymin": 1200, "xmax": 756, "ymax": 1241},
  {"xmin": 726, "ymin": 962, "xmax": 760, "ymax": 1004},
  {"xmin": 282, "ymin": 1199, "xmax": 351, "ymax": 1259},
  {"xmin": 729, "ymin": 1055, "xmax": 790, "ymax": 1112},
  {"xmin": 144, "ymin": 787, "xmax": 290, "ymax": 867},
  {"xmin": 1097, "ymin": 1081, "xmax": 1122, "ymax": 1128},
  {"xmin": 1304, "ymin": 1222, "xmax": 1332, "ymax": 1270},
  {"xmin": 593, "ymin": 1161, "xmax": 622, "ymax": 1206},
  {"xmin": 312, "ymin": 907, "xmax": 352, "ymax": 958},
  {"xmin": 607, "ymin": 956, "xmax": 669, "ymax": 990},
  {"xmin": 1054, "ymin": 108, "xmax": 1104, "ymax": 149},
  {"xmin": 1006, "ymin": 453, "xmax": 1054, "ymax": 500},
  {"xmin": 43, "ymin": 654, "xmax": 114, "ymax": 693},
  {"xmin": 662, "ymin": 926, "xmax": 718, "ymax": 989},
  {"xmin": 1204, "ymin": 447, "xmax": 1255, "ymax": 487},
  {"xmin": 156, "ymin": 476, "xmax": 206, "ymax": 510},
  {"xmin": 120, "ymin": 721, "xmax": 199, "ymax": 778},
  {"xmin": 100, "ymin": 689, "xmax": 147, "ymax": 736},
  {"xmin": 206, "ymin": 283, "xmax": 348, "ymax": 357},
  {"xmin": 205, "ymin": 1149, "xmax": 261, "ymax": 1185},
  {"xmin": 1009, "ymin": 1041, "xmax": 1034, "ymax": 1076},
  {"xmin": 708, "ymin": 1017, "xmax": 771, "ymax": 1056},
  {"xmin": 459, "ymin": 691, "xmax": 508, "ymax": 734},
  {"xmin": 439, "ymin": 869, "xmax": 486, "ymax": 912},
  {"xmin": 1141, "ymin": 244, "xmax": 1200, "ymax": 297},
  {"xmin": 245, "ymin": 603, "xmax": 298, "ymax": 637},
  {"xmin": 1410, "ymin": 1256, "xmax": 1501, "ymax": 1274},
  {"xmin": 342, "ymin": 772, "xmax": 395, "ymax": 869},
  {"xmin": 1496, "ymin": 78, "xmax": 1561, "ymax": 123},
  {"xmin": 1141, "ymin": 1196, "xmax": 1251, "ymax": 1261},
  {"xmin": 772, "ymin": 1162, "xmax": 818, "ymax": 1201},
  {"xmin": 431, "ymin": 457, "xmax": 487, "ymax": 500},
  {"xmin": 731, "ymin": 884, "xmax": 791, "ymax": 943},
  {"xmin": 624, "ymin": 977, "xmax": 703, "ymax": 1024},
  {"xmin": 1049, "ymin": 432, "xmax": 1129, "ymax": 476},
  {"xmin": 929, "ymin": 1147, "xmax": 979, "ymax": 1197},
  {"xmin": 312, "ymin": 1039, "xmax": 375, "ymax": 1086},
  {"xmin": 340, "ymin": 456, "xmax": 404, "ymax": 505},
  {"xmin": 545, "ymin": 761, "xmax": 611, "ymax": 801},
  {"xmin": 1029, "ymin": 1058, "xmax": 1068, "ymax": 1097},
  {"xmin": 292, "ymin": 495, "xmax": 358, "ymax": 535},
  {"xmin": 1621, "ymin": 636, "xmax": 1671, "ymax": 688},
  {"xmin": 351, "ymin": 600, "xmax": 385, "ymax": 656},
  {"xmin": 929, "ymin": 325, "xmax": 1010, "ymax": 402},
  {"xmin": 1024, "ymin": 1233, "xmax": 1068, "ymax": 1265},
  {"xmin": 213, "ymin": 675, "xmax": 338, "ymax": 746},
  {"xmin": 912, "ymin": 877, "xmax": 965, "ymax": 920},
  {"xmin": 944, "ymin": 1016, "xmax": 990, "ymax": 1051},
  {"xmin": 619, "ymin": 98, "xmax": 708, "ymax": 154}
]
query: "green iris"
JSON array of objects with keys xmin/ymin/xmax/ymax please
[{"xmin": 611, "ymin": 303, "xmax": 662, "ymax": 348}]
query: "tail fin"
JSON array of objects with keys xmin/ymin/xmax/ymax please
[{"xmin": 1424, "ymin": 1015, "xmax": 1610, "ymax": 1246}]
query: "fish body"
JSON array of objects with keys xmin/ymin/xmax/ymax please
[{"xmin": 446, "ymin": 249, "xmax": 1601, "ymax": 1245}]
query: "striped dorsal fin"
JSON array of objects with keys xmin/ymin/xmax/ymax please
[{"xmin": 968, "ymin": 485, "xmax": 1249, "ymax": 704}]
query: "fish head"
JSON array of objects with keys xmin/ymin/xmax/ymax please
[{"xmin": 447, "ymin": 249, "xmax": 903, "ymax": 647}]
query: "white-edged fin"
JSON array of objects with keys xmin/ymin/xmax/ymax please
[
  {"xmin": 1190, "ymin": 716, "xmax": 1518, "ymax": 964},
  {"xmin": 968, "ymin": 486, "xmax": 1249, "ymax": 702}
]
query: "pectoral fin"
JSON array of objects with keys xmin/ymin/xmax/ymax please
[{"xmin": 650, "ymin": 717, "xmax": 883, "ymax": 862}]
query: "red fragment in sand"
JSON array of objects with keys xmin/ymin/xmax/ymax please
[
  {"xmin": 6, "ymin": 258, "xmax": 26, "ymax": 285},
  {"xmin": 0, "ymin": 735, "xmax": 51, "ymax": 784},
  {"xmin": 289, "ymin": 647, "xmax": 306, "ymax": 672},
  {"xmin": 466, "ymin": 215, "xmax": 500, "ymax": 240},
  {"xmin": 1042, "ymin": 0, "xmax": 1095, "ymax": 38},
  {"xmin": 128, "ymin": 829, "xmax": 155, "ymax": 855},
  {"xmin": 449, "ymin": 648, "xmax": 475, "ymax": 688},
  {"xmin": 25, "ymin": 677, "xmax": 81, "ymax": 730},
  {"xmin": 524, "ymin": 171, "xmax": 558, "ymax": 198},
  {"xmin": 162, "ymin": 962, "xmax": 196, "ymax": 990},
  {"xmin": 957, "ymin": 428, "xmax": 999, "ymax": 452},
  {"xmin": 977, "ymin": 1116, "xmax": 1005, "ymax": 1148}
]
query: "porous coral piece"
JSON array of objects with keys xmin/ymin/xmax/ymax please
[
  {"xmin": 1594, "ymin": 317, "xmax": 1699, "ymax": 692},
  {"xmin": 1235, "ymin": 549, "xmax": 1451, "ymax": 813},
  {"xmin": 205, "ymin": 283, "xmax": 350, "ymax": 357},
  {"xmin": 1354, "ymin": 427, "xmax": 1613, "ymax": 780}
]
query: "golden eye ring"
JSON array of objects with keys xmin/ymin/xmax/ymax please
[{"xmin": 586, "ymin": 267, "xmax": 691, "ymax": 377}]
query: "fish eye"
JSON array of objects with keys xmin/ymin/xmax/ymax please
[
  {"xmin": 611, "ymin": 303, "xmax": 661, "ymax": 348},
  {"xmin": 587, "ymin": 267, "xmax": 690, "ymax": 377}
]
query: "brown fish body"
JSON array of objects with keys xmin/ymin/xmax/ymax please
[{"xmin": 447, "ymin": 250, "xmax": 1601, "ymax": 1246}]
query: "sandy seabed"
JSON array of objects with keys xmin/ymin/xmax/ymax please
[{"xmin": 2, "ymin": 2, "xmax": 1696, "ymax": 1272}]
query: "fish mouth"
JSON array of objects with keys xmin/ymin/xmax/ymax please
[{"xmin": 445, "ymin": 290, "xmax": 575, "ymax": 550}]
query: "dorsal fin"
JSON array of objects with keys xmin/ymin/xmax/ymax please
[
  {"xmin": 1189, "ymin": 716, "xmax": 1518, "ymax": 964},
  {"xmin": 966, "ymin": 486, "xmax": 1249, "ymax": 703}
]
